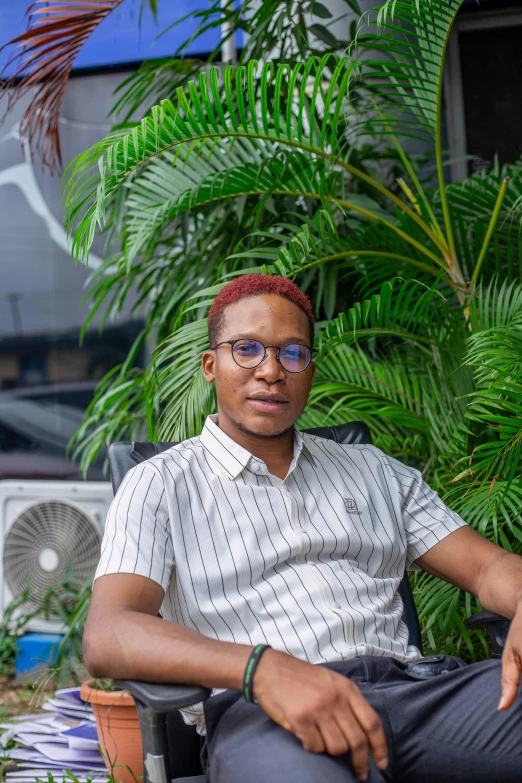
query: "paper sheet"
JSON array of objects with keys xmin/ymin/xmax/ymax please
[
  {"xmin": 60, "ymin": 723, "xmax": 99, "ymax": 751},
  {"xmin": 0, "ymin": 682, "xmax": 107, "ymax": 778},
  {"xmin": 55, "ymin": 687, "xmax": 84, "ymax": 704},
  {"xmin": 0, "ymin": 720, "xmax": 57, "ymax": 735},
  {"xmin": 34, "ymin": 741, "xmax": 104, "ymax": 764},
  {"xmin": 17, "ymin": 732, "xmax": 67, "ymax": 746}
]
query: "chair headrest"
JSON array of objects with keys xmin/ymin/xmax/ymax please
[{"xmin": 108, "ymin": 421, "xmax": 372, "ymax": 495}]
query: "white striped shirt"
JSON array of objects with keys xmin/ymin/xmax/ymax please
[{"xmin": 96, "ymin": 414, "xmax": 466, "ymax": 733}]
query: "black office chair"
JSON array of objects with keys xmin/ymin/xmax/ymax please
[{"xmin": 107, "ymin": 423, "xmax": 510, "ymax": 783}]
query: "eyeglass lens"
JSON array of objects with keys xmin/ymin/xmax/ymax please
[{"xmin": 232, "ymin": 340, "xmax": 311, "ymax": 372}]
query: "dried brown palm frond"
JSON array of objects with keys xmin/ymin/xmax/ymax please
[{"xmin": 0, "ymin": 1, "xmax": 126, "ymax": 172}]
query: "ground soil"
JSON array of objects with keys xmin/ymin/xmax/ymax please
[{"xmin": 0, "ymin": 675, "xmax": 54, "ymax": 719}]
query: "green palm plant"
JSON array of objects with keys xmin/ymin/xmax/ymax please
[{"xmin": 61, "ymin": 0, "xmax": 522, "ymax": 656}]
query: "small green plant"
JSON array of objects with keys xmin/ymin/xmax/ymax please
[
  {"xmin": 34, "ymin": 772, "xmax": 117, "ymax": 783},
  {"xmin": 92, "ymin": 677, "xmax": 113, "ymax": 691},
  {"xmin": 0, "ymin": 575, "xmax": 92, "ymax": 688},
  {"xmin": 0, "ymin": 589, "xmax": 49, "ymax": 678},
  {"xmin": 34, "ymin": 577, "xmax": 93, "ymax": 695},
  {"xmin": 47, "ymin": 577, "xmax": 92, "ymax": 685}
]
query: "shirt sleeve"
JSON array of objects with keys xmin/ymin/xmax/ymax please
[
  {"xmin": 95, "ymin": 463, "xmax": 174, "ymax": 591},
  {"xmin": 383, "ymin": 454, "xmax": 467, "ymax": 571}
]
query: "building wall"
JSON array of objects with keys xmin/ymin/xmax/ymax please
[{"xmin": 0, "ymin": 71, "xmax": 143, "ymax": 392}]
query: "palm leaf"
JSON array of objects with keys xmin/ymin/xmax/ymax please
[
  {"xmin": 0, "ymin": 0, "xmax": 145, "ymax": 170},
  {"xmin": 64, "ymin": 56, "xmax": 356, "ymax": 256},
  {"xmin": 110, "ymin": 0, "xmax": 354, "ymax": 123},
  {"xmin": 450, "ymin": 281, "xmax": 522, "ymax": 496},
  {"xmin": 455, "ymin": 382, "xmax": 522, "ymax": 493},
  {"xmin": 229, "ymin": 208, "xmax": 444, "ymax": 293},
  {"xmin": 466, "ymin": 326, "xmax": 522, "ymax": 386},
  {"xmin": 64, "ymin": 55, "xmax": 446, "ymax": 268},
  {"xmin": 70, "ymin": 364, "xmax": 151, "ymax": 478},
  {"xmin": 358, "ymin": 0, "xmax": 462, "ymax": 141},
  {"xmin": 316, "ymin": 278, "xmax": 448, "ymax": 351},
  {"xmin": 444, "ymin": 160, "xmax": 522, "ymax": 283},
  {"xmin": 444, "ymin": 480, "xmax": 522, "ymax": 549},
  {"xmin": 356, "ymin": 0, "xmax": 464, "ymax": 261},
  {"xmin": 468, "ymin": 279, "xmax": 522, "ymax": 334},
  {"xmin": 152, "ymin": 319, "xmax": 216, "ymax": 441},
  {"xmin": 301, "ymin": 344, "xmax": 431, "ymax": 438}
]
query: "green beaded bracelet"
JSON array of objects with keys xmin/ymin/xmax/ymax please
[{"xmin": 243, "ymin": 644, "xmax": 272, "ymax": 703}]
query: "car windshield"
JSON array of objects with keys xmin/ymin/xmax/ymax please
[{"xmin": 0, "ymin": 399, "xmax": 84, "ymax": 448}]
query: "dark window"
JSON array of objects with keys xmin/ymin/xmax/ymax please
[{"xmin": 459, "ymin": 22, "xmax": 522, "ymax": 171}]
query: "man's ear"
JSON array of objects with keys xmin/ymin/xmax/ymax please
[{"xmin": 202, "ymin": 350, "xmax": 216, "ymax": 383}]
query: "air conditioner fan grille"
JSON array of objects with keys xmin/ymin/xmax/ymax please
[{"xmin": 4, "ymin": 499, "xmax": 101, "ymax": 612}]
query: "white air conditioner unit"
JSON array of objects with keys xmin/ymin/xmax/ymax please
[{"xmin": 0, "ymin": 481, "xmax": 113, "ymax": 633}]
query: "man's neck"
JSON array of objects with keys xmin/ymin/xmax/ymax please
[{"xmin": 216, "ymin": 412, "xmax": 295, "ymax": 480}]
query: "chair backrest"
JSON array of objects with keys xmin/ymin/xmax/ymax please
[{"xmin": 108, "ymin": 421, "xmax": 422, "ymax": 652}]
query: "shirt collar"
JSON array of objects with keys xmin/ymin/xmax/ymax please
[{"xmin": 200, "ymin": 414, "xmax": 315, "ymax": 480}]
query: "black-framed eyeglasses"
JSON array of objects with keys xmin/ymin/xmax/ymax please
[{"xmin": 212, "ymin": 339, "xmax": 315, "ymax": 373}]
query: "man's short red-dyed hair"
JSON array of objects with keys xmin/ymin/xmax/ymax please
[{"xmin": 208, "ymin": 274, "xmax": 315, "ymax": 347}]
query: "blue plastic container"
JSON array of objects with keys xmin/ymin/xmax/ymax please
[{"xmin": 15, "ymin": 632, "xmax": 64, "ymax": 681}]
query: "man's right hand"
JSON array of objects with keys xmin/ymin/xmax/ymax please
[{"xmin": 252, "ymin": 649, "xmax": 389, "ymax": 782}]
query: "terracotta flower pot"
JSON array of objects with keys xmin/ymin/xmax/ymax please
[{"xmin": 80, "ymin": 680, "xmax": 143, "ymax": 783}]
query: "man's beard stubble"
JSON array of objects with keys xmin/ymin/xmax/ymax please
[{"xmin": 225, "ymin": 413, "xmax": 295, "ymax": 441}]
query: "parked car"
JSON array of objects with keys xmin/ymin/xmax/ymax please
[
  {"xmin": 0, "ymin": 397, "xmax": 105, "ymax": 480},
  {"xmin": 2, "ymin": 381, "xmax": 97, "ymax": 410}
]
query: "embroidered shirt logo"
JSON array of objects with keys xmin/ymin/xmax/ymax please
[{"xmin": 344, "ymin": 498, "xmax": 359, "ymax": 515}]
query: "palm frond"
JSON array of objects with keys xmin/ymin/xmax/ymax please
[
  {"xmin": 443, "ymin": 160, "xmax": 522, "ymax": 283},
  {"xmin": 355, "ymin": 0, "xmax": 464, "ymax": 262},
  {"xmin": 469, "ymin": 278, "xmax": 522, "ymax": 334},
  {"xmin": 466, "ymin": 327, "xmax": 522, "ymax": 390},
  {"xmin": 64, "ymin": 56, "xmax": 357, "ymax": 256},
  {"xmin": 230, "ymin": 208, "xmax": 444, "ymax": 293},
  {"xmin": 455, "ymin": 382, "xmax": 522, "ymax": 493},
  {"xmin": 357, "ymin": 0, "xmax": 462, "ymax": 142},
  {"xmin": 122, "ymin": 150, "xmax": 334, "ymax": 265},
  {"xmin": 444, "ymin": 480, "xmax": 522, "ymax": 548},
  {"xmin": 451, "ymin": 281, "xmax": 522, "ymax": 496},
  {"xmin": 70, "ymin": 363, "xmax": 151, "ymax": 478},
  {"xmin": 316, "ymin": 278, "xmax": 449, "ymax": 351},
  {"xmin": 153, "ymin": 319, "xmax": 216, "ymax": 441},
  {"xmin": 0, "ymin": 0, "xmax": 135, "ymax": 171},
  {"xmin": 412, "ymin": 571, "xmax": 482, "ymax": 659},
  {"xmin": 301, "ymin": 344, "xmax": 431, "ymax": 439},
  {"xmin": 110, "ymin": 0, "xmax": 355, "ymax": 123},
  {"xmin": 446, "ymin": 159, "xmax": 522, "ymax": 227},
  {"xmin": 64, "ymin": 55, "xmax": 447, "ymax": 268}
]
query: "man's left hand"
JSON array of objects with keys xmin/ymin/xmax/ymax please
[{"xmin": 498, "ymin": 606, "xmax": 522, "ymax": 710}]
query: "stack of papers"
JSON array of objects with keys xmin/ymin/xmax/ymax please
[{"xmin": 0, "ymin": 687, "xmax": 109, "ymax": 783}]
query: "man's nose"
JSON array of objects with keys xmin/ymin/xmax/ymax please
[{"xmin": 254, "ymin": 348, "xmax": 285, "ymax": 382}]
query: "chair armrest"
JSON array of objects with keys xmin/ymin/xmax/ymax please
[
  {"xmin": 112, "ymin": 680, "xmax": 211, "ymax": 712},
  {"xmin": 465, "ymin": 611, "xmax": 511, "ymax": 659},
  {"xmin": 112, "ymin": 681, "xmax": 211, "ymax": 781}
]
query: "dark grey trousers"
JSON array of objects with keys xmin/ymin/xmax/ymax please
[{"xmin": 202, "ymin": 656, "xmax": 522, "ymax": 782}]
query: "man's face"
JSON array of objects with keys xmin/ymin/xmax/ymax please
[{"xmin": 202, "ymin": 293, "xmax": 315, "ymax": 438}]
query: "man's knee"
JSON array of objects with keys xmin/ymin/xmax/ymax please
[{"xmin": 206, "ymin": 700, "xmax": 353, "ymax": 783}]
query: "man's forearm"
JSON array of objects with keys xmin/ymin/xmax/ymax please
[
  {"xmin": 478, "ymin": 549, "xmax": 522, "ymax": 619},
  {"xmin": 83, "ymin": 609, "xmax": 255, "ymax": 691}
]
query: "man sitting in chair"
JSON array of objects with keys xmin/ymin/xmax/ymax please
[{"xmin": 85, "ymin": 274, "xmax": 522, "ymax": 782}]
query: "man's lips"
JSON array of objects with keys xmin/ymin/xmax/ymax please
[{"xmin": 247, "ymin": 393, "xmax": 289, "ymax": 413}]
